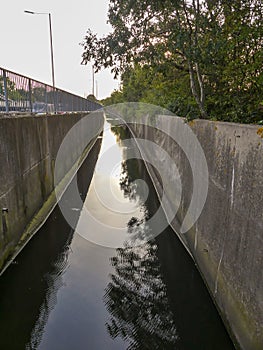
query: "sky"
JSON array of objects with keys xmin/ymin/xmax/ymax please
[{"xmin": 1, "ymin": 0, "xmax": 119, "ymax": 99}]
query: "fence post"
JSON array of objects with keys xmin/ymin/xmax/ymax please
[
  {"xmin": 28, "ymin": 79, "xmax": 33, "ymax": 112},
  {"xmin": 55, "ymin": 88, "xmax": 58, "ymax": 114},
  {"xmin": 52, "ymin": 87, "xmax": 57, "ymax": 114},
  {"xmin": 45, "ymin": 85, "xmax": 48, "ymax": 113},
  {"xmin": 3, "ymin": 70, "xmax": 9, "ymax": 113}
]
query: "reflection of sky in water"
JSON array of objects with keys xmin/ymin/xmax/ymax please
[
  {"xmin": 75, "ymin": 120, "xmax": 148, "ymax": 248},
  {"xmin": 96, "ymin": 122, "xmax": 123, "ymax": 177}
]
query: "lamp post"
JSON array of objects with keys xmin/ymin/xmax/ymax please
[
  {"xmin": 24, "ymin": 10, "xmax": 55, "ymax": 88},
  {"xmin": 92, "ymin": 64, "xmax": 95, "ymax": 96}
]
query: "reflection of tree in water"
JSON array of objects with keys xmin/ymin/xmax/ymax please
[
  {"xmin": 119, "ymin": 161, "xmax": 132, "ymax": 199},
  {"xmin": 106, "ymin": 123, "xmax": 178, "ymax": 348},
  {"xmin": 111, "ymin": 124, "xmax": 128, "ymax": 141},
  {"xmin": 104, "ymin": 242, "xmax": 178, "ymax": 349},
  {"xmin": 111, "ymin": 124, "xmax": 143, "ymax": 202},
  {"xmin": 119, "ymin": 161, "xmax": 139, "ymax": 201},
  {"xmin": 26, "ymin": 232, "xmax": 74, "ymax": 350}
]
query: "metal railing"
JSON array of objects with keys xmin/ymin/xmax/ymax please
[{"xmin": 0, "ymin": 67, "xmax": 101, "ymax": 114}]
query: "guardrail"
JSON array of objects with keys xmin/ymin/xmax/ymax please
[{"xmin": 0, "ymin": 67, "xmax": 101, "ymax": 113}]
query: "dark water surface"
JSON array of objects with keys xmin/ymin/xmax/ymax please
[{"xmin": 0, "ymin": 119, "xmax": 235, "ymax": 349}]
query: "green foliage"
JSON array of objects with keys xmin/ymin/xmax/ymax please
[
  {"xmin": 202, "ymin": 0, "xmax": 263, "ymax": 123},
  {"xmin": 0, "ymin": 76, "xmax": 18, "ymax": 100},
  {"xmin": 83, "ymin": 0, "xmax": 263, "ymax": 123},
  {"xmin": 86, "ymin": 94, "xmax": 97, "ymax": 102},
  {"xmin": 0, "ymin": 76, "xmax": 29, "ymax": 102},
  {"xmin": 101, "ymin": 89, "xmax": 124, "ymax": 106}
]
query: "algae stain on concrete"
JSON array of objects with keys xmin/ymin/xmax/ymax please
[{"xmin": 256, "ymin": 127, "xmax": 263, "ymax": 138}]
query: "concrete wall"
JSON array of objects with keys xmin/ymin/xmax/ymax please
[
  {"xmin": 131, "ymin": 117, "xmax": 263, "ymax": 350},
  {"xmin": 0, "ymin": 112, "xmax": 103, "ymax": 272}
]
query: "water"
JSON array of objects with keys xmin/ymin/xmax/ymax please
[{"xmin": 0, "ymin": 119, "xmax": 235, "ymax": 349}]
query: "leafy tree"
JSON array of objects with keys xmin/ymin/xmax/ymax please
[
  {"xmin": 103, "ymin": 63, "xmax": 198, "ymax": 117},
  {"xmin": 0, "ymin": 76, "xmax": 27, "ymax": 104},
  {"xmin": 201, "ymin": 0, "xmax": 263, "ymax": 121},
  {"xmin": 0, "ymin": 76, "xmax": 16, "ymax": 99},
  {"xmin": 101, "ymin": 89, "xmax": 124, "ymax": 105},
  {"xmin": 86, "ymin": 94, "xmax": 97, "ymax": 101},
  {"xmin": 31, "ymin": 87, "xmax": 46, "ymax": 102},
  {"xmin": 82, "ymin": 0, "xmax": 209, "ymax": 117},
  {"xmin": 83, "ymin": 0, "xmax": 263, "ymax": 122}
]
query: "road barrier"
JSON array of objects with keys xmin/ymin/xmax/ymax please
[{"xmin": 0, "ymin": 67, "xmax": 101, "ymax": 113}]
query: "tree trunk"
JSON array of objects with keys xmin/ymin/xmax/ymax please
[{"xmin": 188, "ymin": 62, "xmax": 207, "ymax": 118}]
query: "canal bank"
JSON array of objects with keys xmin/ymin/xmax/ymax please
[
  {"xmin": 0, "ymin": 112, "xmax": 104, "ymax": 273},
  {"xmin": 128, "ymin": 114, "xmax": 263, "ymax": 350}
]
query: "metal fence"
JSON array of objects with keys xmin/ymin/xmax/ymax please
[{"xmin": 0, "ymin": 67, "xmax": 101, "ymax": 114}]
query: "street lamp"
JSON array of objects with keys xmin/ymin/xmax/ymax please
[
  {"xmin": 92, "ymin": 64, "xmax": 95, "ymax": 96},
  {"xmin": 24, "ymin": 10, "xmax": 55, "ymax": 88}
]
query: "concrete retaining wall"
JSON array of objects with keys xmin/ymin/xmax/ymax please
[
  {"xmin": 131, "ymin": 117, "xmax": 263, "ymax": 350},
  {"xmin": 0, "ymin": 112, "xmax": 103, "ymax": 272}
]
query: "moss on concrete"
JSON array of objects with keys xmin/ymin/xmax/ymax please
[{"xmin": 256, "ymin": 126, "xmax": 263, "ymax": 138}]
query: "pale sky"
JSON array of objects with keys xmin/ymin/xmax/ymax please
[{"xmin": 1, "ymin": 0, "xmax": 119, "ymax": 99}]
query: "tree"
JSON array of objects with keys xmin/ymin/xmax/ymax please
[
  {"xmin": 103, "ymin": 63, "xmax": 197, "ymax": 117},
  {"xmin": 0, "ymin": 76, "xmax": 15, "ymax": 98},
  {"xmin": 82, "ymin": 0, "xmax": 263, "ymax": 122},
  {"xmin": 0, "ymin": 75, "xmax": 25, "ymax": 102},
  {"xmin": 82, "ymin": 0, "xmax": 210, "ymax": 117},
  {"xmin": 85, "ymin": 94, "xmax": 95, "ymax": 101},
  {"xmin": 101, "ymin": 89, "xmax": 124, "ymax": 106},
  {"xmin": 203, "ymin": 0, "xmax": 263, "ymax": 121}
]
